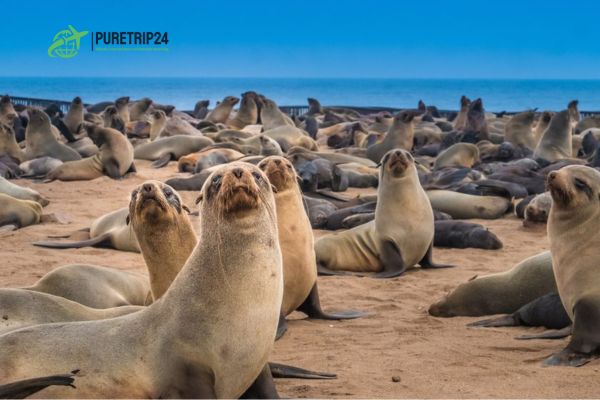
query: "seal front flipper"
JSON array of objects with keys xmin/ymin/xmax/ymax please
[
  {"xmin": 126, "ymin": 162, "xmax": 137, "ymax": 174},
  {"xmin": 516, "ymin": 325, "xmax": 572, "ymax": 340},
  {"xmin": 297, "ymin": 282, "xmax": 369, "ymax": 320},
  {"xmin": 419, "ymin": 242, "xmax": 455, "ymax": 269},
  {"xmin": 151, "ymin": 153, "xmax": 173, "ymax": 168},
  {"xmin": 268, "ymin": 362, "xmax": 336, "ymax": 380},
  {"xmin": 275, "ymin": 313, "xmax": 288, "ymax": 340},
  {"xmin": 317, "ymin": 264, "xmax": 349, "ymax": 276},
  {"xmin": 33, "ymin": 232, "xmax": 113, "ymax": 249},
  {"xmin": 369, "ymin": 240, "xmax": 406, "ymax": 279},
  {"xmin": 468, "ymin": 314, "xmax": 518, "ymax": 328},
  {"xmin": 543, "ymin": 298, "xmax": 600, "ymax": 367},
  {"xmin": 0, "ymin": 373, "xmax": 75, "ymax": 399},
  {"xmin": 241, "ymin": 364, "xmax": 279, "ymax": 399}
]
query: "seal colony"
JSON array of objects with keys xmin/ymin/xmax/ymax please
[{"xmin": 1, "ymin": 92, "xmax": 600, "ymax": 398}]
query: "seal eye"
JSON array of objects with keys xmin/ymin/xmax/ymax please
[
  {"xmin": 163, "ymin": 188, "xmax": 174, "ymax": 198},
  {"xmin": 574, "ymin": 178, "xmax": 589, "ymax": 191},
  {"xmin": 212, "ymin": 175, "xmax": 222, "ymax": 186},
  {"xmin": 252, "ymin": 172, "xmax": 262, "ymax": 182}
]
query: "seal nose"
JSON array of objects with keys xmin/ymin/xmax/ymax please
[
  {"xmin": 232, "ymin": 168, "xmax": 244, "ymax": 179},
  {"xmin": 142, "ymin": 183, "xmax": 154, "ymax": 193},
  {"xmin": 274, "ymin": 159, "xmax": 281, "ymax": 165}
]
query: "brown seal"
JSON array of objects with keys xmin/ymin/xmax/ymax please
[
  {"xmin": 534, "ymin": 101, "xmax": 579, "ymax": 163},
  {"xmin": 206, "ymin": 95, "xmax": 240, "ymax": 123},
  {"xmin": 24, "ymin": 108, "xmax": 81, "ymax": 162},
  {"xmin": 315, "ymin": 149, "xmax": 453, "ymax": 278},
  {"xmin": 0, "ymin": 161, "xmax": 283, "ymax": 398},
  {"xmin": 366, "ymin": 110, "xmax": 416, "ymax": 163},
  {"xmin": 544, "ymin": 165, "xmax": 600, "ymax": 366},
  {"xmin": 453, "ymin": 95, "xmax": 471, "ymax": 131}
]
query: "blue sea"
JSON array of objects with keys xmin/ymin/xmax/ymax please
[{"xmin": 2, "ymin": 77, "xmax": 600, "ymax": 112}]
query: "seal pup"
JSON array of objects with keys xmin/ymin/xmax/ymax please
[
  {"xmin": 206, "ymin": 95, "xmax": 240, "ymax": 124},
  {"xmin": 433, "ymin": 143, "xmax": 479, "ymax": 170},
  {"xmin": 0, "ymin": 162, "xmax": 283, "ymax": 398},
  {"xmin": 46, "ymin": 125, "xmax": 135, "ymax": 181},
  {"xmin": 24, "ymin": 108, "xmax": 81, "ymax": 162},
  {"xmin": 429, "ymin": 251, "xmax": 555, "ymax": 317},
  {"xmin": 258, "ymin": 156, "xmax": 368, "ymax": 337},
  {"xmin": 315, "ymin": 149, "xmax": 453, "ymax": 278},
  {"xmin": 19, "ymin": 157, "xmax": 62, "ymax": 178},
  {"xmin": 545, "ymin": 165, "xmax": 600, "ymax": 366},
  {"xmin": 534, "ymin": 102, "xmax": 579, "ymax": 163},
  {"xmin": 34, "ymin": 207, "xmax": 140, "ymax": 252},
  {"xmin": 434, "ymin": 221, "xmax": 502, "ymax": 250},
  {"xmin": 366, "ymin": 110, "xmax": 416, "ymax": 163}
]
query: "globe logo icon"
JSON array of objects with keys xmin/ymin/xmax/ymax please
[{"xmin": 48, "ymin": 25, "xmax": 89, "ymax": 59}]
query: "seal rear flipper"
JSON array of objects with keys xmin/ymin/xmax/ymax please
[
  {"xmin": 516, "ymin": 325, "xmax": 572, "ymax": 340},
  {"xmin": 317, "ymin": 264, "xmax": 350, "ymax": 276},
  {"xmin": 297, "ymin": 282, "xmax": 370, "ymax": 320},
  {"xmin": 33, "ymin": 232, "xmax": 113, "ymax": 249},
  {"xmin": 0, "ymin": 374, "xmax": 75, "ymax": 399},
  {"xmin": 268, "ymin": 362, "xmax": 337, "ymax": 380},
  {"xmin": 419, "ymin": 242, "xmax": 455, "ymax": 269},
  {"xmin": 275, "ymin": 313, "xmax": 288, "ymax": 340},
  {"xmin": 151, "ymin": 154, "xmax": 173, "ymax": 169},
  {"xmin": 47, "ymin": 228, "xmax": 91, "ymax": 239},
  {"xmin": 241, "ymin": 364, "xmax": 279, "ymax": 399},
  {"xmin": 372, "ymin": 240, "xmax": 406, "ymax": 279},
  {"xmin": 468, "ymin": 314, "xmax": 518, "ymax": 328}
]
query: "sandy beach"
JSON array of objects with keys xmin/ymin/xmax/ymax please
[{"xmin": 1, "ymin": 160, "xmax": 598, "ymax": 398}]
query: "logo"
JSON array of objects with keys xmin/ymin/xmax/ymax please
[{"xmin": 48, "ymin": 25, "xmax": 89, "ymax": 58}]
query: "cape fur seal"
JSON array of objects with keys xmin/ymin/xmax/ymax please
[
  {"xmin": 0, "ymin": 176, "xmax": 49, "ymax": 206},
  {"xmin": 34, "ymin": 207, "xmax": 140, "ymax": 252},
  {"xmin": 0, "ymin": 162, "xmax": 283, "ymax": 398},
  {"xmin": 46, "ymin": 125, "xmax": 135, "ymax": 181},
  {"xmin": 133, "ymin": 135, "xmax": 214, "ymax": 168},
  {"xmin": 366, "ymin": 110, "xmax": 416, "ymax": 163},
  {"xmin": 545, "ymin": 165, "xmax": 600, "ymax": 366},
  {"xmin": 0, "ymin": 193, "xmax": 43, "ymax": 229},
  {"xmin": 24, "ymin": 108, "xmax": 81, "ymax": 162},
  {"xmin": 0, "ymin": 122, "xmax": 25, "ymax": 162},
  {"xmin": 433, "ymin": 143, "xmax": 479, "ymax": 170},
  {"xmin": 227, "ymin": 91, "xmax": 258, "ymax": 129},
  {"xmin": 504, "ymin": 110, "xmax": 536, "ymax": 149},
  {"xmin": 206, "ymin": 95, "xmax": 239, "ymax": 124},
  {"xmin": 426, "ymin": 190, "xmax": 510, "ymax": 219},
  {"xmin": 428, "ymin": 251, "xmax": 555, "ymax": 317},
  {"xmin": 453, "ymin": 95, "xmax": 470, "ymax": 131},
  {"xmin": 315, "ymin": 149, "xmax": 452, "ymax": 278},
  {"xmin": 24, "ymin": 264, "xmax": 150, "ymax": 309},
  {"xmin": 533, "ymin": 101, "xmax": 579, "ymax": 163},
  {"xmin": 257, "ymin": 156, "xmax": 367, "ymax": 337}
]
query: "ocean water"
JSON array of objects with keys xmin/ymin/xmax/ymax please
[{"xmin": 1, "ymin": 77, "xmax": 600, "ymax": 112}]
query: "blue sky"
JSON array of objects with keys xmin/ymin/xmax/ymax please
[{"xmin": 2, "ymin": 0, "xmax": 598, "ymax": 79}]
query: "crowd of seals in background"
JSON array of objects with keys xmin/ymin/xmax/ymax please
[{"xmin": 0, "ymin": 91, "xmax": 599, "ymax": 397}]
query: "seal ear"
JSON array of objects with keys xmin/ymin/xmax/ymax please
[
  {"xmin": 195, "ymin": 193, "xmax": 203, "ymax": 204},
  {"xmin": 182, "ymin": 205, "xmax": 191, "ymax": 214},
  {"xmin": 126, "ymin": 214, "xmax": 131, "ymax": 225}
]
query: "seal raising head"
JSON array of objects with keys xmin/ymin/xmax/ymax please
[
  {"xmin": 258, "ymin": 156, "xmax": 296, "ymax": 192},
  {"xmin": 546, "ymin": 165, "xmax": 600, "ymax": 209}
]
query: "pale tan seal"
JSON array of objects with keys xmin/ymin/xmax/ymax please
[
  {"xmin": 128, "ymin": 180, "xmax": 195, "ymax": 302},
  {"xmin": 257, "ymin": 97, "xmax": 295, "ymax": 130},
  {"xmin": 433, "ymin": 142, "xmax": 479, "ymax": 170},
  {"xmin": 428, "ymin": 251, "xmax": 554, "ymax": 317},
  {"xmin": 178, "ymin": 147, "xmax": 244, "ymax": 173},
  {"xmin": 533, "ymin": 111, "xmax": 554, "ymax": 144},
  {"xmin": 258, "ymin": 156, "xmax": 367, "ymax": 337},
  {"xmin": 315, "ymin": 149, "xmax": 452, "ymax": 278},
  {"xmin": 0, "ymin": 193, "xmax": 42, "ymax": 229},
  {"xmin": 24, "ymin": 108, "xmax": 81, "ymax": 162},
  {"xmin": 0, "ymin": 122, "xmax": 25, "ymax": 162},
  {"xmin": 34, "ymin": 207, "xmax": 140, "ymax": 252},
  {"xmin": 366, "ymin": 110, "xmax": 416, "ymax": 163},
  {"xmin": 0, "ymin": 176, "xmax": 48, "ymax": 206},
  {"xmin": 0, "ymin": 161, "xmax": 283, "ymax": 398},
  {"xmin": 46, "ymin": 125, "xmax": 135, "ymax": 181},
  {"xmin": 206, "ymin": 95, "xmax": 240, "ymax": 124},
  {"xmin": 133, "ymin": 135, "xmax": 214, "ymax": 168},
  {"xmin": 229, "ymin": 134, "xmax": 284, "ymax": 156},
  {"xmin": 128, "ymin": 97, "xmax": 153, "ymax": 121},
  {"xmin": 504, "ymin": 110, "xmax": 536, "ymax": 149},
  {"xmin": 534, "ymin": 101, "xmax": 579, "ymax": 163},
  {"xmin": 426, "ymin": 190, "xmax": 510, "ymax": 219},
  {"xmin": 227, "ymin": 91, "xmax": 258, "ymax": 129},
  {"xmin": 0, "ymin": 95, "xmax": 18, "ymax": 124},
  {"xmin": 63, "ymin": 96, "xmax": 84, "ymax": 137},
  {"xmin": 262, "ymin": 125, "xmax": 318, "ymax": 152},
  {"xmin": 24, "ymin": 264, "xmax": 150, "ymax": 309},
  {"xmin": 545, "ymin": 165, "xmax": 600, "ymax": 366}
]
